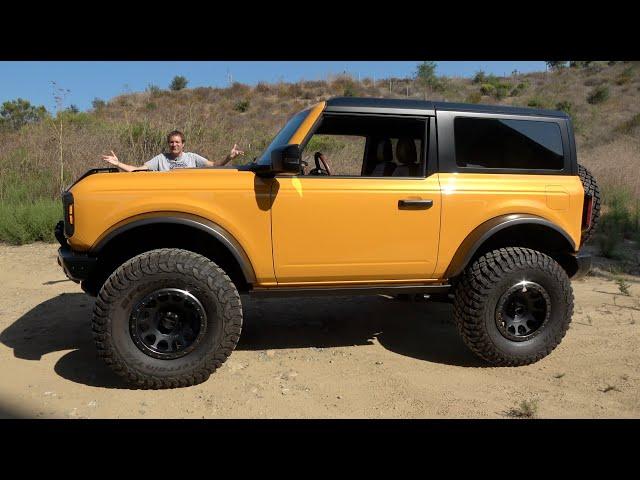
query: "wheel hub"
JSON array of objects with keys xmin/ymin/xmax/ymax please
[
  {"xmin": 129, "ymin": 288, "xmax": 207, "ymax": 360},
  {"xmin": 495, "ymin": 281, "xmax": 551, "ymax": 341}
]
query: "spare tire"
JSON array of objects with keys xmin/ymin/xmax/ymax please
[{"xmin": 578, "ymin": 164, "xmax": 601, "ymax": 244}]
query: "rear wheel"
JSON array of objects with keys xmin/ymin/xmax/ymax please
[
  {"xmin": 453, "ymin": 247, "xmax": 573, "ymax": 366},
  {"xmin": 91, "ymin": 248, "xmax": 242, "ymax": 389}
]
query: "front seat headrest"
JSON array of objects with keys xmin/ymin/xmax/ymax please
[
  {"xmin": 375, "ymin": 138, "xmax": 393, "ymax": 163},
  {"xmin": 396, "ymin": 138, "xmax": 417, "ymax": 165}
]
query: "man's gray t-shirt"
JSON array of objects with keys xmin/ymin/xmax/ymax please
[{"xmin": 144, "ymin": 152, "xmax": 209, "ymax": 171}]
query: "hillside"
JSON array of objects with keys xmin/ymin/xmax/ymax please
[{"xmin": 0, "ymin": 61, "xmax": 639, "ymax": 249}]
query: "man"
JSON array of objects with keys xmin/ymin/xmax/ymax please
[{"xmin": 101, "ymin": 130, "xmax": 244, "ymax": 171}]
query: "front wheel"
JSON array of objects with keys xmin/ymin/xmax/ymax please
[
  {"xmin": 453, "ymin": 247, "xmax": 573, "ymax": 366},
  {"xmin": 91, "ymin": 249, "xmax": 242, "ymax": 389}
]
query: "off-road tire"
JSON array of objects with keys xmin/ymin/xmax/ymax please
[
  {"xmin": 578, "ymin": 163, "xmax": 601, "ymax": 244},
  {"xmin": 453, "ymin": 247, "xmax": 573, "ymax": 366},
  {"xmin": 91, "ymin": 248, "xmax": 242, "ymax": 389}
]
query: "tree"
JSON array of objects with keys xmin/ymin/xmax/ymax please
[
  {"xmin": 0, "ymin": 98, "xmax": 48, "ymax": 130},
  {"xmin": 546, "ymin": 61, "xmax": 568, "ymax": 71},
  {"xmin": 66, "ymin": 104, "xmax": 79, "ymax": 114},
  {"xmin": 415, "ymin": 61, "xmax": 438, "ymax": 99},
  {"xmin": 169, "ymin": 75, "xmax": 188, "ymax": 91},
  {"xmin": 92, "ymin": 98, "xmax": 106, "ymax": 110}
]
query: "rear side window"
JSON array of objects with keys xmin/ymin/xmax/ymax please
[{"xmin": 454, "ymin": 117, "xmax": 564, "ymax": 170}]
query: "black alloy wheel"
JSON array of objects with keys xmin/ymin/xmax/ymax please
[{"xmin": 130, "ymin": 288, "xmax": 208, "ymax": 360}]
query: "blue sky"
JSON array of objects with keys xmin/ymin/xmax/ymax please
[{"xmin": 0, "ymin": 61, "xmax": 547, "ymax": 113}]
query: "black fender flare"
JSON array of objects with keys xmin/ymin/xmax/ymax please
[
  {"xmin": 444, "ymin": 213, "xmax": 577, "ymax": 279},
  {"xmin": 91, "ymin": 212, "xmax": 257, "ymax": 285}
]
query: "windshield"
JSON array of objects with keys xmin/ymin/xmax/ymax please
[{"xmin": 256, "ymin": 108, "xmax": 311, "ymax": 165}]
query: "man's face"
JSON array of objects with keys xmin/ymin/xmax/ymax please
[{"xmin": 168, "ymin": 135, "xmax": 184, "ymax": 156}]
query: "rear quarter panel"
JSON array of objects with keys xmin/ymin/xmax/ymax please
[{"xmin": 433, "ymin": 173, "xmax": 584, "ymax": 278}]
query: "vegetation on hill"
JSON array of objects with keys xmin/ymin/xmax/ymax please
[{"xmin": 1, "ymin": 61, "xmax": 639, "ymax": 252}]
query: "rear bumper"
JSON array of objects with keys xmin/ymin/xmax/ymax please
[{"xmin": 572, "ymin": 252, "xmax": 592, "ymax": 280}]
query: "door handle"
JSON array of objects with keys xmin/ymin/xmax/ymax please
[{"xmin": 398, "ymin": 199, "xmax": 433, "ymax": 209}]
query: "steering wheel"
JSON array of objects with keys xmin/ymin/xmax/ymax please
[{"xmin": 308, "ymin": 151, "xmax": 331, "ymax": 176}]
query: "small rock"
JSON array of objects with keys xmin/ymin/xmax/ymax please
[
  {"xmin": 281, "ymin": 388, "xmax": 290, "ymax": 395},
  {"xmin": 67, "ymin": 408, "xmax": 78, "ymax": 418},
  {"xmin": 266, "ymin": 350, "xmax": 276, "ymax": 358},
  {"xmin": 375, "ymin": 361, "xmax": 384, "ymax": 365},
  {"xmin": 87, "ymin": 401, "xmax": 97, "ymax": 408},
  {"xmin": 336, "ymin": 395, "xmax": 342, "ymax": 400}
]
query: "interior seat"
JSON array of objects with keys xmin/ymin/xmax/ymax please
[
  {"xmin": 369, "ymin": 138, "xmax": 396, "ymax": 176},
  {"xmin": 392, "ymin": 138, "xmax": 420, "ymax": 177}
]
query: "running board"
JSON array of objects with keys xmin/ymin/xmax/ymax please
[{"xmin": 248, "ymin": 284, "xmax": 451, "ymax": 298}]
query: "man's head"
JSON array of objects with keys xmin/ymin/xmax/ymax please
[{"xmin": 166, "ymin": 130, "xmax": 186, "ymax": 157}]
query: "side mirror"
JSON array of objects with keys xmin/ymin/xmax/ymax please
[{"xmin": 271, "ymin": 144, "xmax": 301, "ymax": 174}]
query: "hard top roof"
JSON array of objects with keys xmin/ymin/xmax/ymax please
[{"xmin": 325, "ymin": 96, "xmax": 568, "ymax": 119}]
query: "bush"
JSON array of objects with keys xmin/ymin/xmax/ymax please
[
  {"xmin": 615, "ymin": 113, "xmax": 640, "ymax": 135},
  {"xmin": 527, "ymin": 97, "xmax": 547, "ymax": 108},
  {"xmin": 255, "ymin": 82, "xmax": 271, "ymax": 94},
  {"xmin": 0, "ymin": 98, "xmax": 48, "ymax": 131},
  {"xmin": 472, "ymin": 70, "xmax": 487, "ymax": 84},
  {"xmin": 234, "ymin": 99, "xmax": 250, "ymax": 112},
  {"xmin": 466, "ymin": 91, "xmax": 482, "ymax": 104},
  {"xmin": 480, "ymin": 83, "xmax": 496, "ymax": 96},
  {"xmin": 92, "ymin": 98, "xmax": 106, "ymax": 110},
  {"xmin": 146, "ymin": 84, "xmax": 161, "ymax": 95},
  {"xmin": 169, "ymin": 76, "xmax": 188, "ymax": 91},
  {"xmin": 596, "ymin": 186, "xmax": 640, "ymax": 257},
  {"xmin": 0, "ymin": 199, "xmax": 60, "ymax": 244},
  {"xmin": 587, "ymin": 85, "xmax": 610, "ymax": 104},
  {"xmin": 616, "ymin": 66, "xmax": 634, "ymax": 85}
]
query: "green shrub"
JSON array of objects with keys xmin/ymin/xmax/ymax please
[
  {"xmin": 234, "ymin": 100, "xmax": 250, "ymax": 112},
  {"xmin": 145, "ymin": 102, "xmax": 157, "ymax": 111},
  {"xmin": 305, "ymin": 135, "xmax": 347, "ymax": 153},
  {"xmin": 0, "ymin": 98, "xmax": 48, "ymax": 131},
  {"xmin": 169, "ymin": 76, "xmax": 188, "ymax": 91},
  {"xmin": 146, "ymin": 84, "xmax": 161, "ymax": 95},
  {"xmin": 527, "ymin": 97, "xmax": 549, "ymax": 108},
  {"xmin": 480, "ymin": 83, "xmax": 496, "ymax": 96},
  {"xmin": 587, "ymin": 85, "xmax": 610, "ymax": 104},
  {"xmin": 616, "ymin": 66, "xmax": 634, "ymax": 85},
  {"xmin": 472, "ymin": 70, "xmax": 487, "ymax": 84},
  {"xmin": 0, "ymin": 199, "xmax": 60, "ymax": 244}
]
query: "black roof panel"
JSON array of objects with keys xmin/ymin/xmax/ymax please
[{"xmin": 325, "ymin": 97, "xmax": 568, "ymax": 119}]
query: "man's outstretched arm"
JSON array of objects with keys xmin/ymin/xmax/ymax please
[
  {"xmin": 204, "ymin": 143, "xmax": 245, "ymax": 167},
  {"xmin": 101, "ymin": 151, "xmax": 149, "ymax": 172}
]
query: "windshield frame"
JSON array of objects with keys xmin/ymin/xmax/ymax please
[{"xmin": 256, "ymin": 102, "xmax": 325, "ymax": 165}]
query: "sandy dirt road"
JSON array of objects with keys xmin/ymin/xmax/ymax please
[{"xmin": 0, "ymin": 242, "xmax": 638, "ymax": 419}]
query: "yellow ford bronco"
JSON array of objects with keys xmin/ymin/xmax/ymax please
[{"xmin": 55, "ymin": 97, "xmax": 600, "ymax": 389}]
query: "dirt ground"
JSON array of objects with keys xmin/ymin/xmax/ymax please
[{"xmin": 0, "ymin": 242, "xmax": 638, "ymax": 419}]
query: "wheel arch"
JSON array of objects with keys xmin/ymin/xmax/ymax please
[
  {"xmin": 444, "ymin": 214, "xmax": 579, "ymax": 280},
  {"xmin": 84, "ymin": 212, "xmax": 256, "ymax": 295}
]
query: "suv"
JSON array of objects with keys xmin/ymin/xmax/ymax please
[{"xmin": 56, "ymin": 97, "xmax": 600, "ymax": 389}]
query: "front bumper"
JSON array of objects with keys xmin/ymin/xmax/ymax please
[
  {"xmin": 55, "ymin": 220, "xmax": 96, "ymax": 283},
  {"xmin": 57, "ymin": 246, "xmax": 97, "ymax": 283}
]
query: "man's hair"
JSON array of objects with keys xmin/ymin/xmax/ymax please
[{"xmin": 167, "ymin": 130, "xmax": 185, "ymax": 144}]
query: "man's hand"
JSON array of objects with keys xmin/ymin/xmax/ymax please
[
  {"xmin": 230, "ymin": 144, "xmax": 245, "ymax": 159},
  {"xmin": 101, "ymin": 150, "xmax": 120, "ymax": 167}
]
